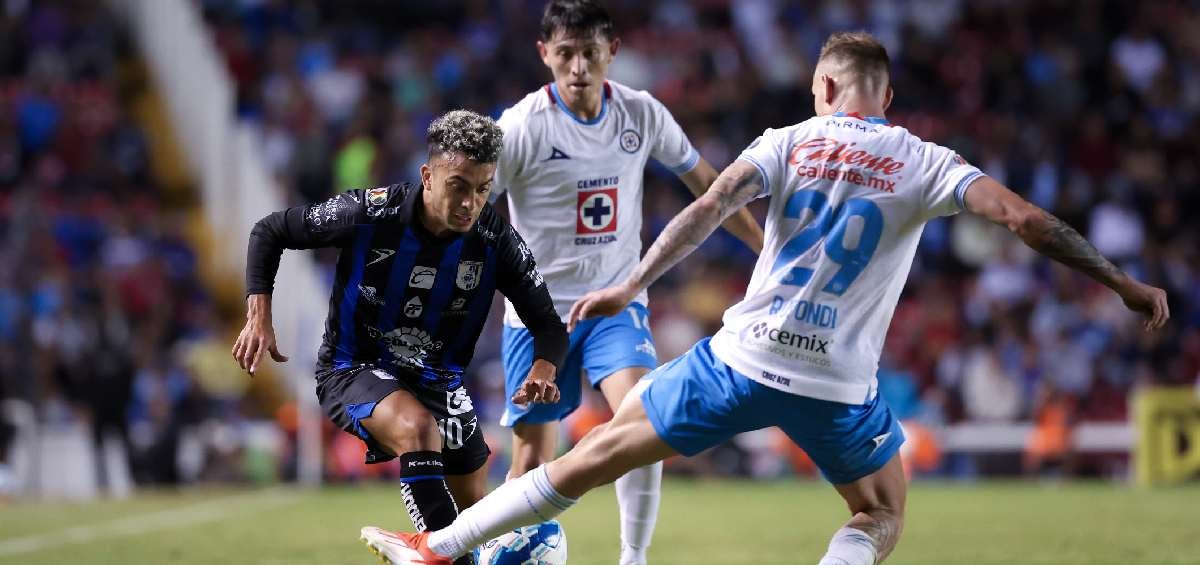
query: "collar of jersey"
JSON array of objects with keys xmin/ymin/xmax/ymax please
[
  {"xmin": 833, "ymin": 111, "xmax": 889, "ymax": 125},
  {"xmin": 549, "ymin": 82, "xmax": 609, "ymax": 125}
]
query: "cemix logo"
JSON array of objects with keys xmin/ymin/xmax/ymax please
[{"xmin": 750, "ymin": 322, "xmax": 830, "ymax": 354}]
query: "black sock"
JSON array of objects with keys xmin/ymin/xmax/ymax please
[{"xmin": 399, "ymin": 451, "xmax": 474, "ymax": 565}]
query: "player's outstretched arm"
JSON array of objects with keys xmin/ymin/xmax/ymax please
[
  {"xmin": 568, "ymin": 160, "xmax": 764, "ymax": 329},
  {"xmin": 234, "ymin": 188, "xmax": 382, "ymax": 374},
  {"xmin": 679, "ymin": 158, "xmax": 765, "ymax": 253},
  {"xmin": 496, "ymin": 224, "xmax": 568, "ymax": 405},
  {"xmin": 963, "ymin": 176, "xmax": 1169, "ymax": 330},
  {"xmin": 232, "ymin": 293, "xmax": 288, "ymax": 375}
]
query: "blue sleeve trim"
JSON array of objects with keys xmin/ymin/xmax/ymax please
[
  {"xmin": 399, "ymin": 474, "xmax": 446, "ymax": 483},
  {"xmin": 954, "ymin": 171, "xmax": 985, "ymax": 211},
  {"xmin": 736, "ymin": 155, "xmax": 771, "ymax": 198},
  {"xmin": 667, "ymin": 148, "xmax": 701, "ymax": 175}
]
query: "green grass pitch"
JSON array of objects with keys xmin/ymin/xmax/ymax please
[{"xmin": 1, "ymin": 479, "xmax": 1197, "ymax": 564}]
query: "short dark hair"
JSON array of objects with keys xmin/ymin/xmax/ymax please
[
  {"xmin": 540, "ymin": 0, "xmax": 615, "ymax": 42},
  {"xmin": 426, "ymin": 110, "xmax": 503, "ymax": 163},
  {"xmin": 818, "ymin": 32, "xmax": 890, "ymax": 89}
]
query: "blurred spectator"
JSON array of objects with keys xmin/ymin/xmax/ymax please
[
  {"xmin": 191, "ymin": 0, "xmax": 1197, "ymax": 478},
  {"xmin": 4, "ymin": 0, "xmax": 1199, "ymax": 486}
]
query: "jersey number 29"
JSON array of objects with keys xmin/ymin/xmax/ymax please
[{"xmin": 771, "ymin": 189, "xmax": 883, "ymax": 295}]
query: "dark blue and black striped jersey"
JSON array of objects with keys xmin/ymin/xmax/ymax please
[{"xmin": 245, "ymin": 182, "xmax": 567, "ymax": 388}]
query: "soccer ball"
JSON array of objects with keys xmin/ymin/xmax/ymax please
[{"xmin": 477, "ymin": 520, "xmax": 568, "ymax": 565}]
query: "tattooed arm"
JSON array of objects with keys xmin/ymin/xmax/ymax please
[
  {"xmin": 567, "ymin": 160, "xmax": 765, "ymax": 329},
  {"xmin": 678, "ymin": 158, "xmax": 765, "ymax": 253},
  {"xmin": 963, "ymin": 175, "xmax": 1169, "ymax": 330}
]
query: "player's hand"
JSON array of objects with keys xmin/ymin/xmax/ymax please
[
  {"xmin": 1115, "ymin": 276, "xmax": 1169, "ymax": 331},
  {"xmin": 232, "ymin": 295, "xmax": 289, "ymax": 376},
  {"xmin": 511, "ymin": 359, "xmax": 560, "ymax": 405},
  {"xmin": 567, "ymin": 281, "xmax": 638, "ymax": 332}
]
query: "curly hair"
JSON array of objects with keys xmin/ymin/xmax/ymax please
[{"xmin": 426, "ymin": 109, "xmax": 504, "ymax": 163}]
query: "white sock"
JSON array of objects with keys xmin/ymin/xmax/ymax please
[
  {"xmin": 817, "ymin": 527, "xmax": 878, "ymax": 565},
  {"xmin": 427, "ymin": 465, "xmax": 576, "ymax": 559},
  {"xmin": 615, "ymin": 462, "xmax": 662, "ymax": 565}
]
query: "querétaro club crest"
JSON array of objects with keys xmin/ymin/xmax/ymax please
[
  {"xmin": 456, "ymin": 261, "xmax": 483, "ymax": 291},
  {"xmin": 382, "ymin": 327, "xmax": 441, "ymax": 367}
]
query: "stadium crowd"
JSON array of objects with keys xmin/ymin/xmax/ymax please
[
  {"xmin": 2, "ymin": 0, "xmax": 1198, "ymax": 491},
  {"xmin": 0, "ymin": 2, "xmax": 239, "ymax": 491}
]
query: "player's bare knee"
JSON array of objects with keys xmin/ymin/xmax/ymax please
[{"xmin": 377, "ymin": 413, "xmax": 440, "ymax": 454}]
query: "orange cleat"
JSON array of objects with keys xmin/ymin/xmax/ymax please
[{"xmin": 360, "ymin": 526, "xmax": 453, "ymax": 565}]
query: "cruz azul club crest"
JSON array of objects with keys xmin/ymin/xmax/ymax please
[{"xmin": 576, "ymin": 188, "xmax": 618, "ymax": 234}]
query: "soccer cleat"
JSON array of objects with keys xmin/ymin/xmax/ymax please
[{"xmin": 360, "ymin": 527, "xmax": 452, "ymax": 565}]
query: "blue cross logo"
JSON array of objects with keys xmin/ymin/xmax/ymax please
[{"xmin": 583, "ymin": 196, "xmax": 611, "ymax": 227}]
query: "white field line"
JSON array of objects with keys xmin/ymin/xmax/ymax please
[{"xmin": 0, "ymin": 489, "xmax": 296, "ymax": 558}]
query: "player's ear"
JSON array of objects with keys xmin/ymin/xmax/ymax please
[
  {"xmin": 537, "ymin": 40, "xmax": 550, "ymax": 66},
  {"xmin": 419, "ymin": 162, "xmax": 433, "ymax": 191},
  {"xmin": 883, "ymin": 84, "xmax": 893, "ymax": 112},
  {"xmin": 822, "ymin": 74, "xmax": 836, "ymax": 106},
  {"xmin": 608, "ymin": 37, "xmax": 620, "ymax": 58}
]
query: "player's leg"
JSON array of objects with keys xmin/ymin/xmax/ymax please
[
  {"xmin": 824, "ymin": 454, "xmax": 906, "ymax": 564},
  {"xmin": 437, "ymin": 384, "xmax": 492, "ymax": 510},
  {"xmin": 598, "ymin": 368, "xmax": 660, "ymax": 565},
  {"xmin": 394, "ymin": 338, "xmax": 751, "ymax": 564},
  {"xmin": 508, "ymin": 421, "xmax": 558, "ymax": 479},
  {"xmin": 443, "ymin": 465, "xmax": 487, "ymax": 509},
  {"xmin": 499, "ymin": 324, "xmax": 584, "ymax": 479},
  {"xmin": 586, "ymin": 303, "xmax": 662, "ymax": 564},
  {"xmin": 360, "ymin": 389, "xmax": 476, "ymax": 565},
  {"xmin": 316, "ymin": 365, "xmax": 470, "ymax": 565},
  {"xmin": 777, "ymin": 388, "xmax": 907, "ymax": 564},
  {"xmin": 414, "ymin": 380, "xmax": 676, "ymax": 562}
]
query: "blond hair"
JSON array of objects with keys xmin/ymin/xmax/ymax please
[{"xmin": 818, "ymin": 32, "xmax": 890, "ymax": 92}]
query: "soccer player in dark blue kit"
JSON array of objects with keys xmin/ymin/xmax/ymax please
[{"xmin": 232, "ymin": 110, "xmax": 567, "ymax": 565}]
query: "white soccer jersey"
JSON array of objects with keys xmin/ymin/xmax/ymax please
[
  {"xmin": 709, "ymin": 113, "xmax": 985, "ymax": 404},
  {"xmin": 493, "ymin": 80, "xmax": 700, "ymax": 326}
]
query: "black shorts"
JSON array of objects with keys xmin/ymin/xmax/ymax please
[{"xmin": 315, "ymin": 364, "xmax": 490, "ymax": 474}]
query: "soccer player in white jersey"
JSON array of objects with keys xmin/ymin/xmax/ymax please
[
  {"xmin": 488, "ymin": 2, "xmax": 761, "ymax": 563},
  {"xmin": 363, "ymin": 31, "xmax": 1168, "ymax": 564}
]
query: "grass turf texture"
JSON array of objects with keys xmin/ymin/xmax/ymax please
[{"xmin": 1, "ymin": 479, "xmax": 1196, "ymax": 564}]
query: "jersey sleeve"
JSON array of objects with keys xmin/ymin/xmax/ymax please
[
  {"xmin": 917, "ymin": 142, "xmax": 986, "ymax": 219},
  {"xmin": 648, "ymin": 98, "xmax": 700, "ymax": 176},
  {"xmin": 495, "ymin": 224, "xmax": 568, "ymax": 368},
  {"xmin": 491, "ymin": 105, "xmax": 529, "ymax": 202},
  {"xmin": 245, "ymin": 184, "xmax": 407, "ymax": 294},
  {"xmin": 735, "ymin": 127, "xmax": 786, "ymax": 199}
]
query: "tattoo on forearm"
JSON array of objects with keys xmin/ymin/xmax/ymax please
[
  {"xmin": 629, "ymin": 167, "xmax": 763, "ymax": 289},
  {"xmin": 1027, "ymin": 210, "xmax": 1122, "ymax": 286}
]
